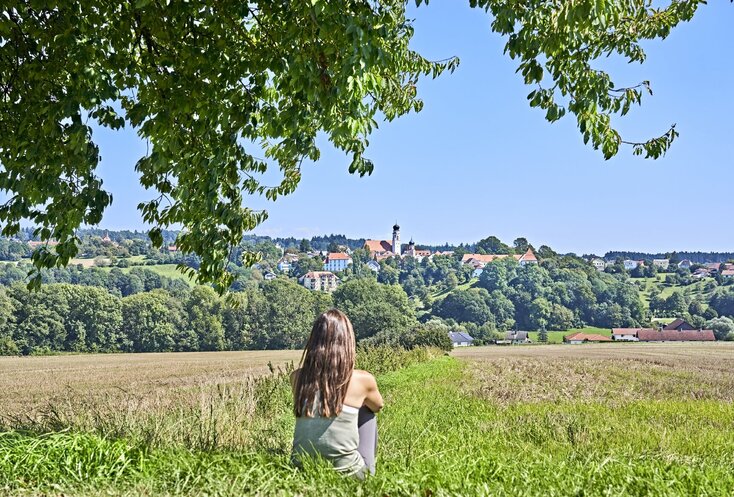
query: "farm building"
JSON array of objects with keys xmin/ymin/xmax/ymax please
[
  {"xmin": 637, "ymin": 329, "xmax": 715, "ymax": 342},
  {"xmin": 663, "ymin": 319, "xmax": 696, "ymax": 331},
  {"xmin": 495, "ymin": 331, "xmax": 531, "ymax": 345},
  {"xmin": 448, "ymin": 331, "xmax": 474, "ymax": 347},
  {"xmin": 564, "ymin": 332, "xmax": 612, "ymax": 344},
  {"xmin": 611, "ymin": 324, "xmax": 715, "ymax": 342},
  {"xmin": 611, "ymin": 329, "xmax": 642, "ymax": 341}
]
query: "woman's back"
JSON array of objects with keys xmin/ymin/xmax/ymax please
[
  {"xmin": 292, "ymin": 400, "xmax": 363, "ymax": 475},
  {"xmin": 290, "ymin": 310, "xmax": 384, "ymax": 477},
  {"xmin": 291, "ymin": 369, "xmax": 382, "ymax": 477}
]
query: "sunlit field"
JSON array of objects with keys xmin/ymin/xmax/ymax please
[{"xmin": 2, "ymin": 344, "xmax": 733, "ymax": 496}]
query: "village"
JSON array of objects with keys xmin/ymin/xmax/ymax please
[{"xmin": 257, "ymin": 223, "xmax": 731, "ymax": 348}]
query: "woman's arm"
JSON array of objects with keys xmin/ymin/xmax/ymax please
[{"xmin": 361, "ymin": 373, "xmax": 384, "ymax": 413}]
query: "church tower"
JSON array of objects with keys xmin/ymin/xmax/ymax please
[{"xmin": 392, "ymin": 223, "xmax": 401, "ymax": 256}]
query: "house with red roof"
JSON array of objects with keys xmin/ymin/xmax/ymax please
[
  {"xmin": 611, "ymin": 324, "xmax": 715, "ymax": 342},
  {"xmin": 637, "ymin": 328, "xmax": 715, "ymax": 342},
  {"xmin": 323, "ymin": 252, "xmax": 353, "ymax": 272},
  {"xmin": 365, "ymin": 223, "xmax": 402, "ymax": 258},
  {"xmin": 564, "ymin": 332, "xmax": 612, "ymax": 344}
]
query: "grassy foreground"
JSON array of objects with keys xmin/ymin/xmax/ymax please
[{"xmin": 2, "ymin": 348, "xmax": 734, "ymax": 496}]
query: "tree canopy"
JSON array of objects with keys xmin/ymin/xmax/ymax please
[{"xmin": 0, "ymin": 0, "xmax": 705, "ymax": 290}]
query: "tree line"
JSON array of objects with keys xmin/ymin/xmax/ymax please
[
  {"xmin": 0, "ymin": 278, "xmax": 452, "ymax": 356},
  {"xmin": 604, "ymin": 251, "xmax": 734, "ymax": 264}
]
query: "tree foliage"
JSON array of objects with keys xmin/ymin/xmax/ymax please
[
  {"xmin": 0, "ymin": 0, "xmax": 705, "ymax": 288},
  {"xmin": 333, "ymin": 278, "xmax": 415, "ymax": 341}
]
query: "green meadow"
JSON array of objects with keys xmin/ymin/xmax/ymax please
[
  {"xmin": 2, "ymin": 343, "xmax": 733, "ymax": 496},
  {"xmin": 528, "ymin": 326, "xmax": 611, "ymax": 343}
]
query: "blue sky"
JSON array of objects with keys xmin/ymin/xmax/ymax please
[{"xmin": 90, "ymin": 2, "xmax": 733, "ymax": 255}]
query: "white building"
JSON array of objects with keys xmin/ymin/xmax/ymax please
[
  {"xmin": 653, "ymin": 259, "xmax": 670, "ymax": 270},
  {"xmin": 366, "ymin": 260, "xmax": 381, "ymax": 273},
  {"xmin": 300, "ymin": 271, "xmax": 339, "ymax": 292},
  {"xmin": 623, "ymin": 259, "xmax": 640, "ymax": 271},
  {"xmin": 277, "ymin": 260, "xmax": 292, "ymax": 273},
  {"xmin": 448, "ymin": 331, "xmax": 474, "ymax": 347},
  {"xmin": 591, "ymin": 258, "xmax": 606, "ymax": 272},
  {"xmin": 678, "ymin": 260, "xmax": 693, "ymax": 270},
  {"xmin": 323, "ymin": 252, "xmax": 353, "ymax": 272},
  {"xmin": 611, "ymin": 328, "xmax": 640, "ymax": 341}
]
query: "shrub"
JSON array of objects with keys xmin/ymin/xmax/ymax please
[
  {"xmin": 355, "ymin": 345, "xmax": 437, "ymax": 376},
  {"xmin": 401, "ymin": 322, "xmax": 453, "ymax": 352}
]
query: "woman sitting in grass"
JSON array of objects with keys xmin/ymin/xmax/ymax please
[{"xmin": 291, "ymin": 309, "xmax": 384, "ymax": 478}]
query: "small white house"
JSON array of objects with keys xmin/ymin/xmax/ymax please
[
  {"xmin": 263, "ymin": 271, "xmax": 277, "ymax": 281},
  {"xmin": 277, "ymin": 260, "xmax": 292, "ymax": 273},
  {"xmin": 591, "ymin": 258, "xmax": 606, "ymax": 272},
  {"xmin": 623, "ymin": 260, "xmax": 640, "ymax": 271},
  {"xmin": 366, "ymin": 260, "xmax": 381, "ymax": 273},
  {"xmin": 653, "ymin": 259, "xmax": 670, "ymax": 270},
  {"xmin": 611, "ymin": 328, "xmax": 640, "ymax": 341},
  {"xmin": 678, "ymin": 260, "xmax": 693, "ymax": 270},
  {"xmin": 448, "ymin": 331, "xmax": 474, "ymax": 347}
]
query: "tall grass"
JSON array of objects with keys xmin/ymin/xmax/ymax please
[
  {"xmin": 2, "ymin": 346, "xmax": 733, "ymax": 496},
  {"xmin": 1, "ymin": 346, "xmax": 439, "ymax": 453}
]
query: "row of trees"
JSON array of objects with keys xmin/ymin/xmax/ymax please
[
  {"xmin": 0, "ymin": 277, "xmax": 453, "ymax": 356},
  {"xmin": 605, "ymin": 251, "xmax": 734, "ymax": 265},
  {"xmin": 0, "ymin": 263, "xmax": 191, "ymax": 297}
]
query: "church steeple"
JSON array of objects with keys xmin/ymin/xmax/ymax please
[{"xmin": 392, "ymin": 222, "xmax": 401, "ymax": 256}]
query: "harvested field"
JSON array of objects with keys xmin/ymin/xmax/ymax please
[
  {"xmin": 0, "ymin": 350, "xmax": 301, "ymax": 449},
  {"xmin": 454, "ymin": 342, "xmax": 734, "ymax": 404},
  {"xmin": 0, "ymin": 350, "xmax": 301, "ymax": 407}
]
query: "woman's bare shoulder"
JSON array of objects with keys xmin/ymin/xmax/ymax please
[{"xmin": 352, "ymin": 369, "xmax": 377, "ymax": 384}]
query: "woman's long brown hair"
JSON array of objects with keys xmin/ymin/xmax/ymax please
[{"xmin": 294, "ymin": 309, "xmax": 356, "ymax": 418}]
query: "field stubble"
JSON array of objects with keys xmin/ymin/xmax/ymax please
[
  {"xmin": 455, "ymin": 342, "xmax": 734, "ymax": 404},
  {"xmin": 0, "ymin": 350, "xmax": 302, "ymax": 451}
]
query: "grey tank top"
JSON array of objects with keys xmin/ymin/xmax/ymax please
[{"xmin": 292, "ymin": 397, "xmax": 365, "ymax": 475}]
